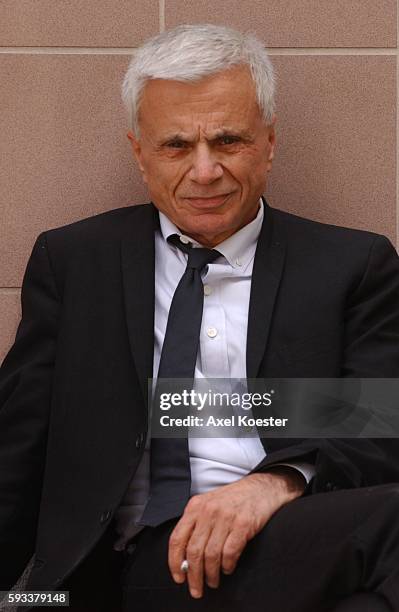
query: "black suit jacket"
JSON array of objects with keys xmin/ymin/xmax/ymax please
[{"xmin": 1, "ymin": 200, "xmax": 399, "ymax": 592}]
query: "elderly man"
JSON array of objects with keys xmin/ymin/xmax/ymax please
[{"xmin": 1, "ymin": 24, "xmax": 399, "ymax": 612}]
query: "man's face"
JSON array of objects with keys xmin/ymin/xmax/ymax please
[{"xmin": 128, "ymin": 65, "xmax": 276, "ymax": 247}]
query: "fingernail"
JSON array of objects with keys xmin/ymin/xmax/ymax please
[
  {"xmin": 190, "ymin": 589, "xmax": 202, "ymax": 598},
  {"xmin": 173, "ymin": 573, "xmax": 185, "ymax": 583},
  {"xmin": 222, "ymin": 568, "xmax": 233, "ymax": 575}
]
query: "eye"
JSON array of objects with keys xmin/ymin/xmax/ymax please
[
  {"xmin": 166, "ymin": 140, "xmax": 187, "ymax": 149},
  {"xmin": 218, "ymin": 135, "xmax": 240, "ymax": 145}
]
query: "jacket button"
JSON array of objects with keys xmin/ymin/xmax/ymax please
[
  {"xmin": 126, "ymin": 542, "xmax": 137, "ymax": 555},
  {"xmin": 100, "ymin": 510, "xmax": 112, "ymax": 524}
]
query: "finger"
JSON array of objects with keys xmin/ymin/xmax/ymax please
[
  {"xmin": 203, "ymin": 520, "xmax": 231, "ymax": 589},
  {"xmin": 221, "ymin": 529, "xmax": 248, "ymax": 576},
  {"xmin": 168, "ymin": 514, "xmax": 196, "ymax": 584},
  {"xmin": 185, "ymin": 519, "xmax": 213, "ymax": 598}
]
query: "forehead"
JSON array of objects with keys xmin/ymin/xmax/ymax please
[{"xmin": 138, "ymin": 65, "xmax": 261, "ymax": 135}]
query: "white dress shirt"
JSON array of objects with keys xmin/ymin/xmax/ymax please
[{"xmin": 113, "ymin": 200, "xmax": 314, "ymax": 551}]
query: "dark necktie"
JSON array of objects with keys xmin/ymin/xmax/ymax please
[{"xmin": 139, "ymin": 234, "xmax": 221, "ymax": 527}]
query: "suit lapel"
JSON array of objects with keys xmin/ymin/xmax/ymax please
[
  {"xmin": 121, "ymin": 203, "xmax": 158, "ymax": 403},
  {"xmin": 246, "ymin": 200, "xmax": 286, "ymax": 379}
]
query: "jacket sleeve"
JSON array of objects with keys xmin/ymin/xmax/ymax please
[
  {"xmin": 250, "ymin": 234, "xmax": 399, "ymax": 494},
  {"xmin": 0, "ymin": 232, "xmax": 60, "ymax": 590}
]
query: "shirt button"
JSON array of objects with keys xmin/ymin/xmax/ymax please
[
  {"xmin": 207, "ymin": 327, "xmax": 218, "ymax": 338},
  {"xmin": 203, "ymin": 285, "xmax": 212, "ymax": 296},
  {"xmin": 235, "ymin": 258, "xmax": 242, "ymax": 266},
  {"xmin": 179, "ymin": 235, "xmax": 190, "ymax": 244}
]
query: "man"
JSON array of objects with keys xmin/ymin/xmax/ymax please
[{"xmin": 1, "ymin": 24, "xmax": 399, "ymax": 612}]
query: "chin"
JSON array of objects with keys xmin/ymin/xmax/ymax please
[{"xmin": 183, "ymin": 215, "xmax": 232, "ymax": 237}]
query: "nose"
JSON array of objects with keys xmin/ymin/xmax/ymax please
[{"xmin": 188, "ymin": 144, "xmax": 223, "ymax": 184}]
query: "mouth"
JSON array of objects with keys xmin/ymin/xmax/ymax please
[{"xmin": 182, "ymin": 193, "xmax": 233, "ymax": 209}]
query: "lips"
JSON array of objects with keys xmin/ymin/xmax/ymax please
[{"xmin": 183, "ymin": 193, "xmax": 232, "ymax": 208}]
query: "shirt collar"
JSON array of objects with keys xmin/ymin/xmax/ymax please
[{"xmin": 158, "ymin": 199, "xmax": 264, "ymax": 271}]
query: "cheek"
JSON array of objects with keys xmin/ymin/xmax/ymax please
[
  {"xmin": 224, "ymin": 163, "xmax": 262, "ymax": 196},
  {"xmin": 227, "ymin": 150, "xmax": 267, "ymax": 178},
  {"xmin": 242, "ymin": 153, "xmax": 270, "ymax": 183},
  {"xmin": 147, "ymin": 158, "xmax": 188, "ymax": 192}
]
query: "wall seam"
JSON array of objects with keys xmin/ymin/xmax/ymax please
[
  {"xmin": 159, "ymin": 0, "xmax": 165, "ymax": 32},
  {"xmin": 268, "ymin": 48, "xmax": 396, "ymax": 55},
  {"xmin": 0, "ymin": 47, "xmax": 396, "ymax": 55}
]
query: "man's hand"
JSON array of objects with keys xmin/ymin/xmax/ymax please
[{"xmin": 168, "ymin": 467, "xmax": 306, "ymax": 598}]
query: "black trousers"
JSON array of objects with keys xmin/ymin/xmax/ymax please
[{"xmin": 61, "ymin": 484, "xmax": 399, "ymax": 612}]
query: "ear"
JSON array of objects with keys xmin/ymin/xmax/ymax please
[
  {"xmin": 127, "ymin": 130, "xmax": 148, "ymax": 183},
  {"xmin": 266, "ymin": 115, "xmax": 277, "ymax": 171}
]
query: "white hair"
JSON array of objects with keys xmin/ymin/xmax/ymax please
[{"xmin": 121, "ymin": 24, "xmax": 275, "ymax": 136}]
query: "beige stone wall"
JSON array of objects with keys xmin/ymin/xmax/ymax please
[{"xmin": 0, "ymin": 1, "xmax": 398, "ymax": 361}]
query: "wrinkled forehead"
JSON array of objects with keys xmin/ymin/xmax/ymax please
[{"xmin": 137, "ymin": 66, "xmax": 262, "ymax": 136}]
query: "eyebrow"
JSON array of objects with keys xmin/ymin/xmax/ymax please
[{"xmin": 159, "ymin": 128, "xmax": 254, "ymax": 144}]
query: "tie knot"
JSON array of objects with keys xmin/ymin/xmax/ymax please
[{"xmin": 168, "ymin": 234, "xmax": 221, "ymax": 271}]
